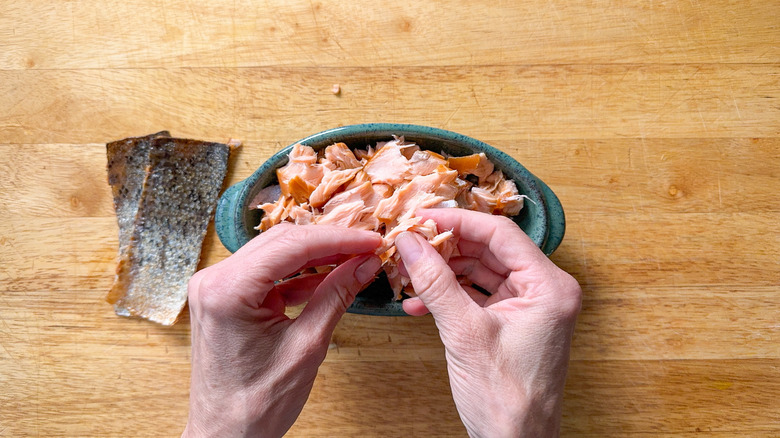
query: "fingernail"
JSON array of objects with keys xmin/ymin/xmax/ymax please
[
  {"xmin": 395, "ymin": 232, "xmax": 423, "ymax": 265},
  {"xmin": 355, "ymin": 255, "xmax": 381, "ymax": 284}
]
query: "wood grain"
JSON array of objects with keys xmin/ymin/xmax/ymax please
[
  {"xmin": 2, "ymin": 0, "xmax": 777, "ymax": 69},
  {"xmin": 1, "ymin": 65, "xmax": 778, "ymax": 144},
  {"xmin": 1, "ymin": 0, "xmax": 779, "ymax": 436},
  {"xmin": 561, "ymin": 359, "xmax": 780, "ymax": 435}
]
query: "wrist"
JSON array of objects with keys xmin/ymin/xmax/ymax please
[
  {"xmin": 184, "ymin": 391, "xmax": 255, "ymax": 438},
  {"xmin": 183, "ymin": 415, "xmax": 260, "ymax": 438},
  {"xmin": 457, "ymin": 384, "xmax": 563, "ymax": 438},
  {"xmin": 183, "ymin": 414, "xmax": 247, "ymax": 438},
  {"xmin": 462, "ymin": 407, "xmax": 561, "ymax": 438}
]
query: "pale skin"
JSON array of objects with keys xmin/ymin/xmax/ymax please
[{"xmin": 183, "ymin": 209, "xmax": 581, "ymax": 438}]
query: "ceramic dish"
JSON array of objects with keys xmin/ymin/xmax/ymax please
[{"xmin": 215, "ymin": 123, "xmax": 565, "ymax": 316}]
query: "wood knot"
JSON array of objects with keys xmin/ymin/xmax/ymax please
[
  {"xmin": 399, "ymin": 17, "xmax": 413, "ymax": 32},
  {"xmin": 667, "ymin": 184, "xmax": 683, "ymax": 198}
]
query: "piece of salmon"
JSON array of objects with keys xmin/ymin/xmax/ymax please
[
  {"xmin": 362, "ymin": 137, "xmax": 417, "ymax": 185},
  {"xmin": 322, "ymin": 142, "xmax": 362, "ymax": 170},
  {"xmin": 254, "ymin": 137, "xmax": 525, "ymax": 299},
  {"xmin": 276, "ymin": 143, "xmax": 323, "ymax": 198},
  {"xmin": 448, "ymin": 152, "xmax": 494, "ymax": 180},
  {"xmin": 373, "ymin": 167, "xmax": 459, "ymax": 225}
]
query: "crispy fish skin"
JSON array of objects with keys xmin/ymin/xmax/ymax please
[
  {"xmin": 106, "ymin": 131, "xmax": 170, "ymax": 316},
  {"xmin": 106, "ymin": 131, "xmax": 170, "ymax": 253},
  {"xmin": 107, "ymin": 137, "xmax": 230, "ymax": 325}
]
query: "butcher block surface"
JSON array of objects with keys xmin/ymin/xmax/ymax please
[{"xmin": 1, "ymin": 1, "xmax": 778, "ymax": 436}]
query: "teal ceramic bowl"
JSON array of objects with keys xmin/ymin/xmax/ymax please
[{"xmin": 215, "ymin": 124, "xmax": 565, "ymax": 316}]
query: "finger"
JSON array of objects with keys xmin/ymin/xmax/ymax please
[
  {"xmin": 448, "ymin": 256, "xmax": 506, "ymax": 293},
  {"xmin": 300, "ymin": 253, "xmax": 354, "ymax": 272},
  {"xmin": 260, "ymin": 288, "xmax": 286, "ymax": 315},
  {"xmin": 397, "ymin": 258, "xmax": 409, "ymax": 278},
  {"xmin": 249, "ymin": 224, "xmax": 382, "ymax": 280},
  {"xmin": 455, "ymin": 240, "xmax": 511, "ymax": 276},
  {"xmin": 296, "ymin": 254, "xmax": 382, "ymax": 335},
  {"xmin": 401, "ymin": 286, "xmax": 489, "ymax": 315},
  {"xmin": 461, "ymin": 285, "xmax": 490, "ymax": 307},
  {"xmin": 395, "ymin": 232, "xmax": 475, "ymax": 322},
  {"xmin": 402, "ymin": 297, "xmax": 430, "ymax": 316},
  {"xmin": 273, "ymin": 272, "xmax": 329, "ymax": 306},
  {"xmin": 415, "ymin": 208, "xmax": 549, "ymax": 271},
  {"xmin": 216, "ymin": 224, "xmax": 381, "ymax": 308}
]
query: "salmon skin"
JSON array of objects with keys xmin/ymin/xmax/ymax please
[
  {"xmin": 107, "ymin": 134, "xmax": 233, "ymax": 325},
  {"xmin": 255, "ymin": 136, "xmax": 526, "ymax": 300},
  {"xmin": 106, "ymin": 131, "xmax": 171, "ymax": 317}
]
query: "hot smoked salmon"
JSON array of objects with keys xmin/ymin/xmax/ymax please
[{"xmin": 255, "ymin": 137, "xmax": 525, "ymax": 299}]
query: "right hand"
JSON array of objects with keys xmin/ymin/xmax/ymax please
[{"xmin": 395, "ymin": 209, "xmax": 581, "ymax": 438}]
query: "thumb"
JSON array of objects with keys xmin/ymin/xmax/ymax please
[
  {"xmin": 295, "ymin": 254, "xmax": 382, "ymax": 336},
  {"xmin": 395, "ymin": 232, "xmax": 473, "ymax": 323}
]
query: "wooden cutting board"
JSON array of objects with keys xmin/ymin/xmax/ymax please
[{"xmin": 1, "ymin": 0, "xmax": 778, "ymax": 436}]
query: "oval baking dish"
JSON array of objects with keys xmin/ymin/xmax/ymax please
[{"xmin": 215, "ymin": 123, "xmax": 565, "ymax": 316}]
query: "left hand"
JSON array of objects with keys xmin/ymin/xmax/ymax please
[{"xmin": 182, "ymin": 223, "xmax": 382, "ymax": 438}]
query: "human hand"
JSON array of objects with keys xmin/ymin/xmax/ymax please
[
  {"xmin": 395, "ymin": 209, "xmax": 581, "ymax": 438},
  {"xmin": 182, "ymin": 224, "xmax": 381, "ymax": 438}
]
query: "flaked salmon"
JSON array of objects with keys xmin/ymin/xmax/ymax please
[{"xmin": 254, "ymin": 137, "xmax": 526, "ymax": 299}]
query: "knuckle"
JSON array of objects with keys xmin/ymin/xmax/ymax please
[
  {"xmin": 492, "ymin": 214, "xmax": 517, "ymax": 229},
  {"xmin": 491, "ymin": 214, "xmax": 524, "ymax": 237},
  {"xmin": 189, "ymin": 267, "xmax": 232, "ymax": 314},
  {"xmin": 301, "ymin": 337, "xmax": 328, "ymax": 363},
  {"xmin": 553, "ymin": 273, "xmax": 583, "ymax": 320},
  {"xmin": 331, "ymin": 282, "xmax": 355, "ymax": 313},
  {"xmin": 410, "ymin": 262, "xmax": 448, "ymax": 294},
  {"xmin": 188, "ymin": 269, "xmax": 207, "ymax": 294},
  {"xmin": 410, "ymin": 263, "xmax": 462, "ymax": 310},
  {"xmin": 289, "ymin": 327, "xmax": 330, "ymax": 361}
]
